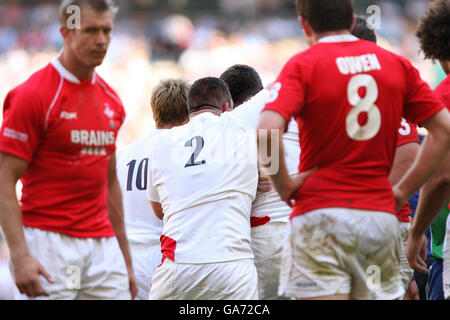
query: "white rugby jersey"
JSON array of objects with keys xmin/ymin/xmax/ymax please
[
  {"xmin": 117, "ymin": 131, "xmax": 163, "ymax": 244},
  {"xmin": 251, "ymin": 120, "xmax": 301, "ymax": 225},
  {"xmin": 147, "ymin": 90, "xmax": 270, "ymax": 264}
]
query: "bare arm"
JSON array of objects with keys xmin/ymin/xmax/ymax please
[
  {"xmin": 394, "ymin": 109, "xmax": 450, "ymax": 211},
  {"xmin": 406, "ymin": 149, "xmax": 450, "ymax": 274},
  {"xmin": 399, "ymin": 108, "xmax": 450, "ymax": 273},
  {"xmin": 150, "ymin": 201, "xmax": 164, "ymax": 220},
  {"xmin": 389, "ymin": 142, "xmax": 424, "ymax": 281},
  {"xmin": 411, "ymin": 150, "xmax": 450, "ymax": 236},
  {"xmin": 389, "ymin": 142, "xmax": 420, "ymax": 186},
  {"xmin": 107, "ymin": 153, "xmax": 137, "ymax": 299},
  {"xmin": 256, "ymin": 111, "xmax": 315, "ymax": 206},
  {"xmin": 0, "ymin": 152, "xmax": 52, "ymax": 297}
]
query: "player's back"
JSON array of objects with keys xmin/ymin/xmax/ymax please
[
  {"xmin": 149, "ymin": 111, "xmax": 258, "ymax": 264},
  {"xmin": 116, "ymin": 131, "xmax": 163, "ymax": 244},
  {"xmin": 265, "ymin": 35, "xmax": 442, "ymax": 217}
]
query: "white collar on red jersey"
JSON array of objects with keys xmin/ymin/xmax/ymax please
[
  {"xmin": 317, "ymin": 34, "xmax": 359, "ymax": 44},
  {"xmin": 51, "ymin": 58, "xmax": 96, "ymax": 85}
]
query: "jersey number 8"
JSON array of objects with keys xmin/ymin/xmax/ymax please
[{"xmin": 346, "ymin": 74, "xmax": 381, "ymax": 141}]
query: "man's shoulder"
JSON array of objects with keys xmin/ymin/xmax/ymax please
[
  {"xmin": 11, "ymin": 63, "xmax": 59, "ymax": 95},
  {"xmin": 4, "ymin": 63, "xmax": 62, "ymax": 112}
]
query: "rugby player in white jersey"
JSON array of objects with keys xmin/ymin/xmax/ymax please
[
  {"xmin": 147, "ymin": 77, "xmax": 270, "ymax": 300},
  {"xmin": 116, "ymin": 79, "xmax": 189, "ymax": 300},
  {"xmin": 220, "ymin": 65, "xmax": 300, "ymax": 300}
]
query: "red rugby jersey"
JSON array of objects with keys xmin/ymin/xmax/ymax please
[
  {"xmin": 396, "ymin": 118, "xmax": 420, "ymax": 223},
  {"xmin": 0, "ymin": 59, "xmax": 125, "ymax": 238},
  {"xmin": 264, "ymin": 35, "xmax": 444, "ymax": 218}
]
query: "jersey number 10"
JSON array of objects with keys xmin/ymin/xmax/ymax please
[{"xmin": 126, "ymin": 158, "xmax": 149, "ymax": 191}]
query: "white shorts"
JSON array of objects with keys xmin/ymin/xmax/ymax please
[
  {"xmin": 279, "ymin": 208, "xmax": 403, "ymax": 300},
  {"xmin": 129, "ymin": 241, "xmax": 162, "ymax": 300},
  {"xmin": 251, "ymin": 222, "xmax": 289, "ymax": 300},
  {"xmin": 11, "ymin": 227, "xmax": 130, "ymax": 300},
  {"xmin": 443, "ymin": 217, "xmax": 450, "ymax": 299},
  {"xmin": 398, "ymin": 221, "xmax": 414, "ymax": 291},
  {"xmin": 149, "ymin": 258, "xmax": 258, "ymax": 300}
]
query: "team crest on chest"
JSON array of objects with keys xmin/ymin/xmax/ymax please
[
  {"xmin": 103, "ymin": 103, "xmax": 116, "ymax": 129},
  {"xmin": 104, "ymin": 103, "xmax": 114, "ymax": 119}
]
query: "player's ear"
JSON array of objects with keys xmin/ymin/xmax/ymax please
[
  {"xmin": 299, "ymin": 16, "xmax": 310, "ymax": 37},
  {"xmin": 60, "ymin": 25, "xmax": 71, "ymax": 42},
  {"xmin": 350, "ymin": 14, "xmax": 356, "ymax": 32},
  {"xmin": 222, "ymin": 101, "xmax": 232, "ymax": 113}
]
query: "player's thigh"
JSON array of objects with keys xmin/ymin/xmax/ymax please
[
  {"xmin": 216, "ymin": 259, "xmax": 258, "ymax": 300},
  {"xmin": 78, "ymin": 237, "xmax": 130, "ymax": 300},
  {"xmin": 148, "ymin": 258, "xmax": 177, "ymax": 300},
  {"xmin": 129, "ymin": 241, "xmax": 162, "ymax": 300},
  {"xmin": 353, "ymin": 211, "xmax": 402, "ymax": 300},
  {"xmin": 251, "ymin": 222, "xmax": 289, "ymax": 300},
  {"xmin": 398, "ymin": 222, "xmax": 414, "ymax": 291},
  {"xmin": 11, "ymin": 227, "xmax": 80, "ymax": 300},
  {"xmin": 164, "ymin": 259, "xmax": 258, "ymax": 300},
  {"xmin": 155, "ymin": 259, "xmax": 258, "ymax": 300},
  {"xmin": 279, "ymin": 210, "xmax": 357, "ymax": 299}
]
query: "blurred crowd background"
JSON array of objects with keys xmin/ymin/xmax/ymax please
[{"xmin": 0, "ymin": 0, "xmax": 448, "ymax": 299}]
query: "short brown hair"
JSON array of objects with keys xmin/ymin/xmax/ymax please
[
  {"xmin": 220, "ymin": 65, "xmax": 263, "ymax": 107},
  {"xmin": 60, "ymin": 0, "xmax": 118, "ymax": 25},
  {"xmin": 351, "ymin": 16, "xmax": 377, "ymax": 43},
  {"xmin": 416, "ymin": 0, "xmax": 450, "ymax": 61},
  {"xmin": 188, "ymin": 77, "xmax": 232, "ymax": 113},
  {"xmin": 296, "ymin": 0, "xmax": 354, "ymax": 33},
  {"xmin": 151, "ymin": 79, "xmax": 190, "ymax": 128}
]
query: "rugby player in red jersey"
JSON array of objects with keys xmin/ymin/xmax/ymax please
[
  {"xmin": 351, "ymin": 16, "xmax": 421, "ymax": 299},
  {"xmin": 257, "ymin": 0, "xmax": 450, "ymax": 300},
  {"xmin": 0, "ymin": 0, "xmax": 137, "ymax": 299},
  {"xmin": 404, "ymin": 0, "xmax": 450, "ymax": 300}
]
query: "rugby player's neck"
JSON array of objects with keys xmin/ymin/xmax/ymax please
[
  {"xmin": 190, "ymin": 108, "xmax": 221, "ymax": 119},
  {"xmin": 157, "ymin": 121, "xmax": 188, "ymax": 130},
  {"xmin": 314, "ymin": 30, "xmax": 351, "ymax": 42},
  {"xmin": 58, "ymin": 50, "xmax": 95, "ymax": 81}
]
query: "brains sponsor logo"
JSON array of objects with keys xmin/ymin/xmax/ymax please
[{"xmin": 71, "ymin": 130, "xmax": 115, "ymax": 156}]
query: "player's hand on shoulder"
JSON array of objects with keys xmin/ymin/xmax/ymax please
[{"xmin": 12, "ymin": 254, "xmax": 53, "ymax": 297}]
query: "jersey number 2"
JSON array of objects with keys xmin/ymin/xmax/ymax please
[
  {"xmin": 185, "ymin": 136, "xmax": 206, "ymax": 168},
  {"xmin": 346, "ymin": 74, "xmax": 381, "ymax": 141}
]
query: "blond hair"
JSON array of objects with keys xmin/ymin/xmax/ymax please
[{"xmin": 151, "ymin": 79, "xmax": 190, "ymax": 128}]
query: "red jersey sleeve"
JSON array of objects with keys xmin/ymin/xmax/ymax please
[
  {"xmin": 0, "ymin": 87, "xmax": 45, "ymax": 163},
  {"xmin": 263, "ymin": 56, "xmax": 306, "ymax": 127},
  {"xmin": 396, "ymin": 118, "xmax": 419, "ymax": 147},
  {"xmin": 402, "ymin": 60, "xmax": 445, "ymax": 125}
]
